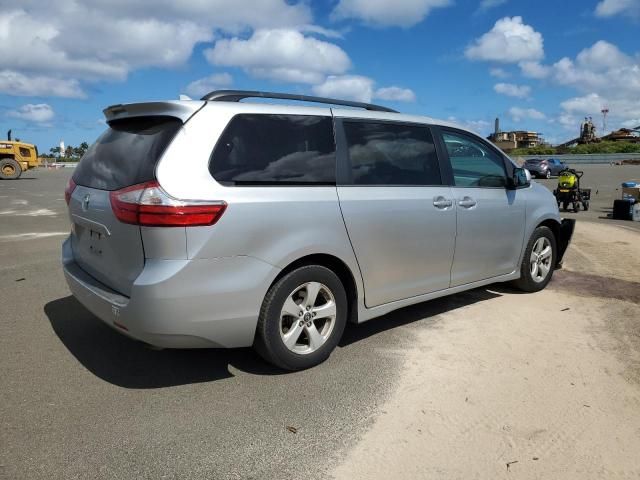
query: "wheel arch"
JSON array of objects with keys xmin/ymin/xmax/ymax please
[
  {"xmin": 537, "ymin": 218, "xmax": 560, "ymax": 242},
  {"xmin": 534, "ymin": 217, "xmax": 574, "ymax": 267},
  {"xmin": 270, "ymin": 253, "xmax": 359, "ymax": 324}
]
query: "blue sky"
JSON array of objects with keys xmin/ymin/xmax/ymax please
[{"xmin": 1, "ymin": 0, "xmax": 639, "ymax": 151}]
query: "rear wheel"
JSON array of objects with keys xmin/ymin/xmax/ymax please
[
  {"xmin": 0, "ymin": 158, "xmax": 21, "ymax": 180},
  {"xmin": 511, "ymin": 226, "xmax": 556, "ymax": 292},
  {"xmin": 254, "ymin": 265, "xmax": 347, "ymax": 371}
]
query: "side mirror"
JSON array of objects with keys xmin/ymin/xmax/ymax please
[{"xmin": 509, "ymin": 167, "xmax": 530, "ymax": 189}]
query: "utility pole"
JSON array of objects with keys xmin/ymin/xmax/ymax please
[{"xmin": 601, "ymin": 108, "xmax": 609, "ymax": 135}]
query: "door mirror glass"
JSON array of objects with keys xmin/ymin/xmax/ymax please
[{"xmin": 512, "ymin": 167, "xmax": 530, "ymax": 188}]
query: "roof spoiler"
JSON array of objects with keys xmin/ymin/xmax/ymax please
[
  {"xmin": 103, "ymin": 100, "xmax": 205, "ymax": 123},
  {"xmin": 200, "ymin": 89, "xmax": 398, "ymax": 113}
]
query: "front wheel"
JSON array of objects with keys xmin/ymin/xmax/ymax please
[
  {"xmin": 511, "ymin": 226, "xmax": 557, "ymax": 292},
  {"xmin": 254, "ymin": 265, "xmax": 347, "ymax": 371}
]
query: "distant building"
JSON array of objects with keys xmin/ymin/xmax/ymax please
[{"xmin": 487, "ymin": 117, "xmax": 543, "ymax": 151}]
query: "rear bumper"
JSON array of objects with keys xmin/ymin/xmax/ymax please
[
  {"xmin": 556, "ymin": 219, "xmax": 575, "ymax": 268},
  {"xmin": 62, "ymin": 238, "xmax": 280, "ymax": 348}
]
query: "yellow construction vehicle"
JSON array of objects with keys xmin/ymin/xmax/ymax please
[{"xmin": 0, "ymin": 130, "xmax": 40, "ymax": 180}]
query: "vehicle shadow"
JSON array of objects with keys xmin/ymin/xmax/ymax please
[
  {"xmin": 44, "ymin": 296, "xmax": 283, "ymax": 389},
  {"xmin": 340, "ymin": 287, "xmax": 501, "ymax": 347},
  {"xmin": 46, "ymin": 287, "xmax": 503, "ymax": 389}
]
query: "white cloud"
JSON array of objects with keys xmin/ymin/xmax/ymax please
[
  {"xmin": 205, "ymin": 29, "xmax": 351, "ymax": 84},
  {"xmin": 560, "ymin": 93, "xmax": 604, "ymax": 115},
  {"xmin": 184, "ymin": 73, "xmax": 233, "ymax": 98},
  {"xmin": 0, "ymin": 70, "xmax": 85, "ymax": 98},
  {"xmin": 489, "ymin": 67, "xmax": 510, "ymax": 78},
  {"xmin": 478, "ymin": 0, "xmax": 508, "ymax": 11},
  {"xmin": 331, "ymin": 0, "xmax": 452, "ymax": 27},
  {"xmin": 621, "ymin": 119, "xmax": 640, "ymax": 128},
  {"xmin": 311, "ymin": 76, "xmax": 416, "ymax": 104},
  {"xmin": 312, "ymin": 75, "xmax": 375, "ymax": 103},
  {"xmin": 447, "ymin": 116, "xmax": 492, "ymax": 135},
  {"xmin": 494, "ymin": 82, "xmax": 531, "ymax": 98},
  {"xmin": 557, "ymin": 112, "xmax": 579, "ymax": 132},
  {"xmin": 374, "ymin": 86, "xmax": 416, "ymax": 102},
  {"xmin": 519, "ymin": 61, "xmax": 551, "ymax": 79},
  {"xmin": 558, "ymin": 93, "xmax": 640, "ymax": 132},
  {"xmin": 298, "ymin": 25, "xmax": 344, "ymax": 39},
  {"xmin": 508, "ymin": 107, "xmax": 546, "ymax": 121},
  {"xmin": 595, "ymin": 0, "xmax": 640, "ymax": 18},
  {"xmin": 465, "ymin": 16, "xmax": 544, "ymax": 63},
  {"xmin": 0, "ymin": 1, "xmax": 313, "ymax": 97},
  {"xmin": 7, "ymin": 104, "xmax": 55, "ymax": 124},
  {"xmin": 510, "ymin": 40, "xmax": 640, "ymax": 132},
  {"xmin": 551, "ymin": 41, "xmax": 638, "ymax": 93}
]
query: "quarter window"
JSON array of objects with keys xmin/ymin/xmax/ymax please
[
  {"xmin": 341, "ymin": 121, "xmax": 441, "ymax": 186},
  {"xmin": 443, "ymin": 131, "xmax": 507, "ymax": 187},
  {"xmin": 210, "ymin": 114, "xmax": 336, "ymax": 186}
]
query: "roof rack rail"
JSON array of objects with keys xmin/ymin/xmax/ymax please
[{"xmin": 200, "ymin": 90, "xmax": 398, "ymax": 113}]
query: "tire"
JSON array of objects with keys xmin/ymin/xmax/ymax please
[
  {"xmin": 583, "ymin": 200, "xmax": 590, "ymax": 211},
  {"xmin": 511, "ymin": 226, "xmax": 557, "ymax": 293},
  {"xmin": 254, "ymin": 265, "xmax": 348, "ymax": 371},
  {"xmin": 573, "ymin": 202, "xmax": 580, "ymax": 213},
  {"xmin": 0, "ymin": 158, "xmax": 21, "ymax": 180},
  {"xmin": 545, "ymin": 170, "xmax": 551, "ymax": 179}
]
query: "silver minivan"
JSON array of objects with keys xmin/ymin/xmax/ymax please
[{"xmin": 63, "ymin": 90, "xmax": 574, "ymax": 370}]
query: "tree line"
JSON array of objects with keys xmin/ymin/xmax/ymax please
[
  {"xmin": 39, "ymin": 142, "xmax": 89, "ymax": 161},
  {"xmin": 510, "ymin": 141, "xmax": 640, "ymax": 156}
]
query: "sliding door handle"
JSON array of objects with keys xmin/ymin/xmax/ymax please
[
  {"xmin": 458, "ymin": 197, "xmax": 477, "ymax": 208},
  {"xmin": 433, "ymin": 196, "xmax": 453, "ymax": 209}
]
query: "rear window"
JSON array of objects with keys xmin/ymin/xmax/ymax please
[
  {"xmin": 73, "ymin": 116, "xmax": 181, "ymax": 191},
  {"xmin": 209, "ymin": 114, "xmax": 336, "ymax": 186}
]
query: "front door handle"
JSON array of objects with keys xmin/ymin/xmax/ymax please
[
  {"xmin": 458, "ymin": 196, "xmax": 477, "ymax": 208},
  {"xmin": 433, "ymin": 196, "xmax": 453, "ymax": 209}
]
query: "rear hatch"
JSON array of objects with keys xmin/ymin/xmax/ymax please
[{"xmin": 68, "ymin": 116, "xmax": 182, "ymax": 296}]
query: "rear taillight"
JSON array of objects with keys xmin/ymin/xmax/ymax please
[
  {"xmin": 109, "ymin": 181, "xmax": 226, "ymax": 227},
  {"xmin": 64, "ymin": 178, "xmax": 76, "ymax": 205}
]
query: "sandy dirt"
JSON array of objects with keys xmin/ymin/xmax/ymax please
[{"xmin": 332, "ymin": 221, "xmax": 640, "ymax": 480}]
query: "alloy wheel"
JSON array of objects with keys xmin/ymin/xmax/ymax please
[
  {"xmin": 530, "ymin": 237, "xmax": 552, "ymax": 283},
  {"xmin": 279, "ymin": 282, "xmax": 336, "ymax": 355}
]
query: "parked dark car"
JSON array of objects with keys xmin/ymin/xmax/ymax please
[{"xmin": 524, "ymin": 158, "xmax": 567, "ymax": 178}]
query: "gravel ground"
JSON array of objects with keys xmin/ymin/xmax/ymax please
[{"xmin": 1, "ymin": 166, "xmax": 639, "ymax": 479}]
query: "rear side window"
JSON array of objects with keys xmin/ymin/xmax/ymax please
[
  {"xmin": 341, "ymin": 121, "xmax": 441, "ymax": 186},
  {"xmin": 73, "ymin": 116, "xmax": 181, "ymax": 191},
  {"xmin": 210, "ymin": 114, "xmax": 336, "ymax": 186}
]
